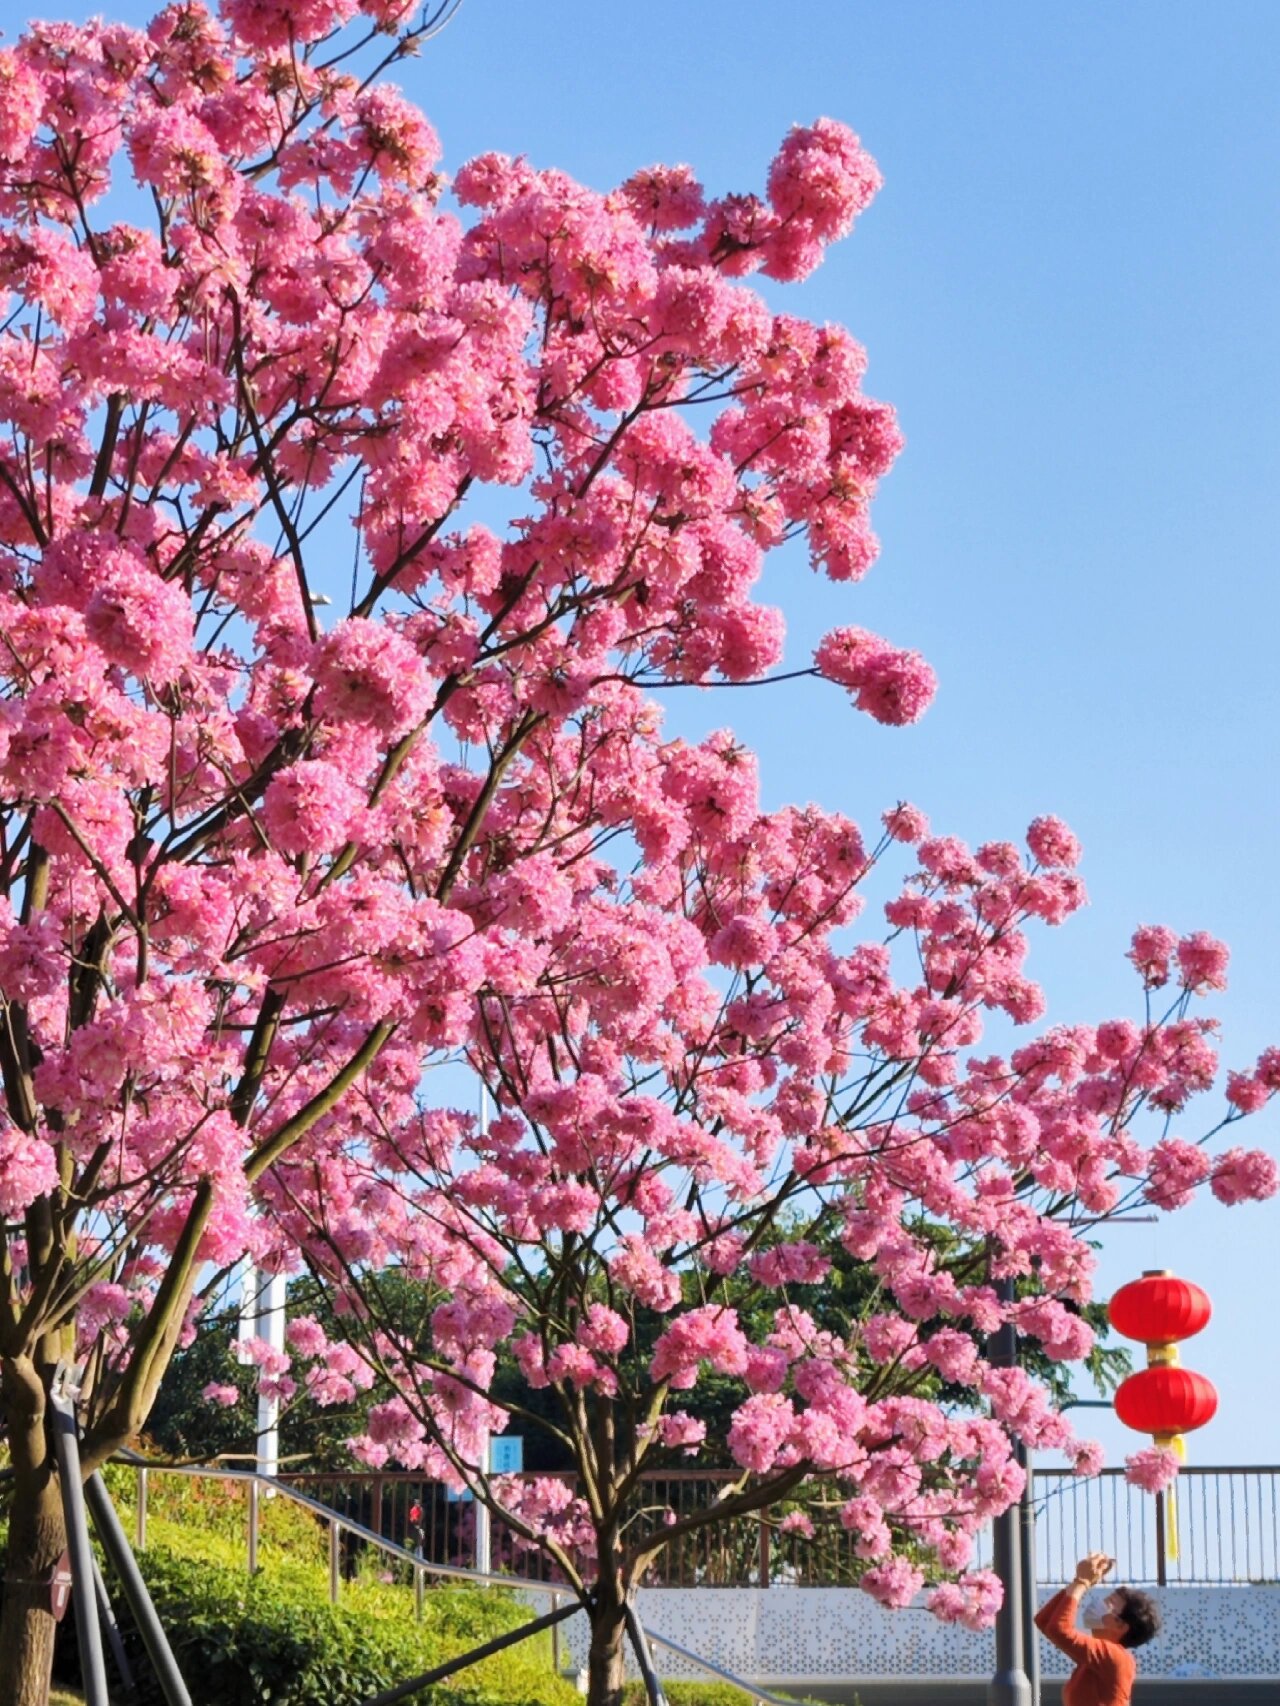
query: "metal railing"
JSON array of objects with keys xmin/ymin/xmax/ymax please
[
  {"xmin": 269, "ymin": 1465, "xmax": 1280, "ymax": 1588},
  {"xmin": 1020, "ymin": 1465, "xmax": 1280, "ymax": 1587}
]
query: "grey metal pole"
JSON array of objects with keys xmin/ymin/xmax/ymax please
[
  {"xmin": 358, "ymin": 1601, "xmax": 578, "ymax": 1706},
  {"xmin": 624, "ymin": 1606, "xmax": 669, "ymax": 1706},
  {"xmin": 85, "ymin": 1472, "xmax": 193, "ymax": 1706},
  {"xmin": 1016, "ymin": 1439, "xmax": 1040, "ymax": 1706},
  {"xmin": 987, "ymin": 1275, "xmax": 1032, "ymax": 1706},
  {"xmin": 91, "ymin": 1553, "xmax": 138, "ymax": 1701},
  {"xmin": 48, "ymin": 1385, "xmax": 111, "ymax": 1706}
]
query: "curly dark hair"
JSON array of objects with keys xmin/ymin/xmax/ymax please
[{"xmin": 1115, "ymin": 1588, "xmax": 1163, "ymax": 1649}]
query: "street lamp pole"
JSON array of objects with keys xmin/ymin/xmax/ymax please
[
  {"xmin": 1015, "ymin": 1436, "xmax": 1040, "ymax": 1706},
  {"xmin": 988, "ymin": 1272, "xmax": 1032, "ymax": 1706}
]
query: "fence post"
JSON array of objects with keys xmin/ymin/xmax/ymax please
[
  {"xmin": 136, "ymin": 1465, "xmax": 148, "ymax": 1551},
  {"xmin": 1154, "ymin": 1490, "xmax": 1168, "ymax": 1588},
  {"xmin": 329, "ymin": 1517, "xmax": 341, "ymax": 1604},
  {"xmin": 551, "ymin": 1590, "xmax": 561, "ymax": 1675},
  {"xmin": 758, "ymin": 1518, "xmax": 770, "ymax": 1588},
  {"xmin": 248, "ymin": 1476, "xmax": 260, "ymax": 1575},
  {"xmin": 415, "ymin": 1558, "xmax": 425, "ymax": 1623}
]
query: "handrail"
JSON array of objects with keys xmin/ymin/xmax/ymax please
[
  {"xmin": 115, "ymin": 1455, "xmax": 568, "ymax": 1598},
  {"xmin": 642, "ymin": 1626, "xmax": 801, "ymax": 1706}
]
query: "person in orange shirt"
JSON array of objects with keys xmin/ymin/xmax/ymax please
[{"xmin": 1033, "ymin": 1551, "xmax": 1162, "ymax": 1706}]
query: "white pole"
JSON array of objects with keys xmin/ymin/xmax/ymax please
[
  {"xmin": 257, "ymin": 1269, "xmax": 287, "ymax": 1480},
  {"xmin": 237, "ymin": 1262, "xmax": 286, "ymax": 1478},
  {"xmin": 475, "ymin": 1432, "xmax": 492, "ymax": 1576}
]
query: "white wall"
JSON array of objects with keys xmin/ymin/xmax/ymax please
[{"xmin": 545, "ymin": 1586, "xmax": 1279, "ymax": 1686}]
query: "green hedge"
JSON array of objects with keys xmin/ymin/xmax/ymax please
[
  {"xmin": 7, "ymin": 1477, "xmax": 830, "ymax": 1706},
  {"xmin": 119, "ymin": 1543, "xmax": 576, "ymax": 1706}
]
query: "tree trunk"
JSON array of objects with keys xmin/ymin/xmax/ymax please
[
  {"xmin": 0, "ymin": 1358, "xmax": 65, "ymax": 1706},
  {"xmin": 586, "ymin": 1596, "xmax": 629, "ymax": 1706}
]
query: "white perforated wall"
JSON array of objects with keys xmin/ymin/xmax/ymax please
[{"xmin": 538, "ymin": 1587, "xmax": 1280, "ymax": 1685}]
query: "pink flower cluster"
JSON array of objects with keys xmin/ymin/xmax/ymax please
[
  {"xmin": 814, "ymin": 627, "xmax": 938, "ymax": 725},
  {"xmin": 1124, "ymin": 1447, "xmax": 1180, "ymax": 1494}
]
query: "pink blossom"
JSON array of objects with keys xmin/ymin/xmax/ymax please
[
  {"xmin": 1145, "ymin": 1138, "xmax": 1211, "ymax": 1210},
  {"xmin": 860, "ymin": 1556, "xmax": 925, "ymax": 1609},
  {"xmin": 285, "ymin": 1316, "xmax": 329, "ymax": 1359},
  {"xmin": 202, "ymin": 1384, "xmax": 242, "ymax": 1409},
  {"xmin": 814, "ymin": 627, "xmax": 937, "ymax": 726},
  {"xmin": 313, "ymin": 619, "xmax": 431, "ymax": 738},
  {"xmin": 1124, "ymin": 1446, "xmax": 1180, "ymax": 1494},
  {"xmin": 927, "ymin": 1569, "xmax": 1003, "ymax": 1631},
  {"xmin": 1068, "ymin": 1440, "xmax": 1105, "ymax": 1478},
  {"xmin": 263, "ymin": 762, "xmax": 364, "ymax": 857},
  {"xmin": 1128, "ymin": 924, "xmax": 1179, "ymax": 987},
  {"xmin": 84, "ymin": 551, "xmax": 193, "ymax": 682},
  {"xmin": 1026, "ymin": 815, "xmax": 1082, "ymax": 869},
  {"xmin": 657, "ymin": 1412, "xmax": 706, "ymax": 1454},
  {"xmin": 1176, "ymin": 931, "xmax": 1230, "ymax": 993},
  {"xmin": 1210, "ymin": 1146, "xmax": 1279, "ymax": 1205},
  {"xmin": 727, "ymin": 1393, "xmax": 796, "ymax": 1473},
  {"xmin": 0, "ymin": 50, "xmax": 44, "ymax": 163},
  {"xmin": 0, "ymin": 1127, "xmax": 58, "ymax": 1218},
  {"xmin": 651, "ymin": 1306, "xmax": 749, "ymax": 1388},
  {"xmin": 767, "ymin": 119, "xmax": 881, "ymax": 246},
  {"xmin": 883, "ymin": 802, "xmax": 930, "ymax": 843}
]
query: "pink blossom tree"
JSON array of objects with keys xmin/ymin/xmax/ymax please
[
  {"xmin": 0, "ymin": 5, "xmax": 1275, "ymax": 1706},
  {"xmin": 278, "ymin": 780, "xmax": 1278, "ymax": 1702},
  {"xmin": 0, "ymin": 3, "xmax": 942, "ymax": 1699}
]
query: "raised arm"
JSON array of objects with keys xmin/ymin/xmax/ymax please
[{"xmin": 1034, "ymin": 1554, "xmax": 1115, "ymax": 1663}]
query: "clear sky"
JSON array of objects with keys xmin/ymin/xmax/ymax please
[{"xmin": 34, "ymin": 1, "xmax": 1280, "ymax": 1468}]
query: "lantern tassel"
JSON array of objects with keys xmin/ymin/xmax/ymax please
[{"xmin": 1156, "ymin": 1432, "xmax": 1185, "ymax": 1563}]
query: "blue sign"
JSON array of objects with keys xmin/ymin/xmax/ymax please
[
  {"xmin": 489, "ymin": 1436, "xmax": 523, "ymax": 1474},
  {"xmin": 446, "ymin": 1436, "xmax": 522, "ymax": 1499}
]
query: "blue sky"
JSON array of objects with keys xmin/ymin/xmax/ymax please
[{"xmin": 35, "ymin": 1, "xmax": 1280, "ymax": 1467}]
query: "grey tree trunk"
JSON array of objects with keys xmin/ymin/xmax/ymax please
[
  {"xmin": 0, "ymin": 1358, "xmax": 65, "ymax": 1706},
  {"xmin": 586, "ymin": 1595, "xmax": 629, "ymax": 1706}
]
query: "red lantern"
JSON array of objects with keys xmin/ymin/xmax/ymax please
[
  {"xmin": 1114, "ymin": 1366, "xmax": 1218, "ymax": 1438},
  {"xmin": 1107, "ymin": 1272, "xmax": 1211, "ymax": 1346}
]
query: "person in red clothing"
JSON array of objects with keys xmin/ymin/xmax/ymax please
[{"xmin": 1034, "ymin": 1551, "xmax": 1162, "ymax": 1706}]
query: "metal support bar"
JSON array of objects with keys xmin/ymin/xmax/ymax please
[
  {"xmin": 329, "ymin": 1517, "xmax": 341, "ymax": 1604},
  {"xmin": 136, "ymin": 1466, "xmax": 147, "ymax": 1551},
  {"xmin": 358, "ymin": 1601, "xmax": 578, "ymax": 1706},
  {"xmin": 92, "ymin": 1553, "xmax": 138, "ymax": 1701},
  {"xmin": 625, "ymin": 1606, "xmax": 669, "ymax": 1706},
  {"xmin": 86, "ymin": 1472, "xmax": 193, "ymax": 1706},
  {"xmin": 1154, "ymin": 1489, "xmax": 1168, "ymax": 1587},
  {"xmin": 248, "ymin": 1477, "xmax": 260, "ymax": 1575},
  {"xmin": 48, "ymin": 1383, "xmax": 110, "ymax": 1706},
  {"xmin": 642, "ymin": 1627, "xmax": 814, "ymax": 1706}
]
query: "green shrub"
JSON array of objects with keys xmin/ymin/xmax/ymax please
[
  {"xmin": 624, "ymin": 1685, "xmax": 756, "ymax": 1706},
  {"xmin": 117, "ymin": 1541, "xmax": 579, "ymax": 1706}
]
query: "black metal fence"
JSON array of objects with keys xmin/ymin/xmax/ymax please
[{"xmin": 275, "ymin": 1465, "xmax": 1280, "ymax": 1589}]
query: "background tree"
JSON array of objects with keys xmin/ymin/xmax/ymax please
[{"xmin": 0, "ymin": 2, "xmax": 945, "ymax": 1700}]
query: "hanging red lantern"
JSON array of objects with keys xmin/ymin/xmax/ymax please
[
  {"xmin": 1108, "ymin": 1272, "xmax": 1211, "ymax": 1348},
  {"xmin": 1107, "ymin": 1268, "xmax": 1217, "ymax": 1569},
  {"xmin": 1114, "ymin": 1365, "xmax": 1218, "ymax": 1437}
]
